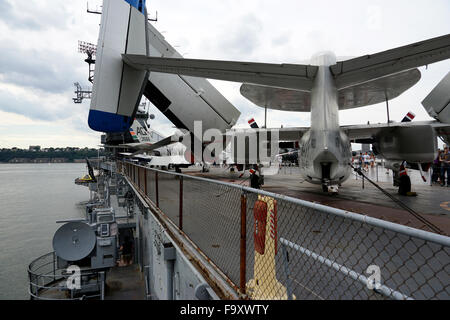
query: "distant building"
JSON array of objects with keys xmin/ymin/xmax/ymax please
[{"xmin": 29, "ymin": 146, "xmax": 41, "ymax": 152}]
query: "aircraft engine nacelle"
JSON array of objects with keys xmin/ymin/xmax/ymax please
[
  {"xmin": 373, "ymin": 125, "xmax": 438, "ymax": 163},
  {"xmin": 89, "ymin": 0, "xmax": 149, "ymax": 133}
]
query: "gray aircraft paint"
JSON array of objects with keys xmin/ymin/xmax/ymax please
[{"xmin": 299, "ymin": 52, "xmax": 351, "ymax": 186}]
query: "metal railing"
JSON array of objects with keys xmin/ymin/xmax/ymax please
[
  {"xmin": 28, "ymin": 252, "xmax": 105, "ymax": 300},
  {"xmin": 118, "ymin": 161, "xmax": 450, "ymax": 300}
]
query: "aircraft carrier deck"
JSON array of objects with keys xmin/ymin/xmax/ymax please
[{"xmin": 27, "ymin": 160, "xmax": 450, "ymax": 301}]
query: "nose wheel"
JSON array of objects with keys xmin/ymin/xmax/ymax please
[{"xmin": 322, "ymin": 184, "xmax": 339, "ymax": 194}]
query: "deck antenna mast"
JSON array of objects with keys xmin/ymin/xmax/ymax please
[
  {"xmin": 73, "ymin": 82, "xmax": 92, "ymax": 104},
  {"xmin": 78, "ymin": 41, "xmax": 97, "ymax": 84},
  {"xmin": 72, "ymin": 41, "xmax": 97, "ymax": 104}
]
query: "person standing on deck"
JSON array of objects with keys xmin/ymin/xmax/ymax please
[{"xmin": 441, "ymin": 146, "xmax": 450, "ymax": 187}]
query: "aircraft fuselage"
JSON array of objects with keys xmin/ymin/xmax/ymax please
[{"xmin": 299, "ymin": 52, "xmax": 352, "ymax": 187}]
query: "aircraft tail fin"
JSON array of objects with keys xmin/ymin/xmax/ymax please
[
  {"xmin": 401, "ymin": 112, "xmax": 416, "ymax": 123},
  {"xmin": 89, "ymin": 0, "xmax": 149, "ymax": 133},
  {"xmin": 422, "ymin": 71, "xmax": 450, "ymax": 124},
  {"xmin": 129, "ymin": 121, "xmax": 141, "ymax": 143},
  {"xmin": 129, "ymin": 118, "xmax": 151, "ymax": 143},
  {"xmin": 248, "ymin": 118, "xmax": 259, "ymax": 129}
]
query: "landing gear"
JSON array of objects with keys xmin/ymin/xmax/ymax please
[
  {"xmin": 328, "ymin": 185, "xmax": 339, "ymax": 194},
  {"xmin": 322, "ymin": 183, "xmax": 339, "ymax": 194},
  {"xmin": 321, "ymin": 163, "xmax": 335, "ymax": 194}
]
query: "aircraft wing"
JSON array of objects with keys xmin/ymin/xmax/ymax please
[
  {"xmin": 127, "ymin": 135, "xmax": 180, "ymax": 155},
  {"xmin": 119, "ymin": 142, "xmax": 153, "ymax": 149},
  {"xmin": 240, "ymin": 68, "xmax": 422, "ymax": 111},
  {"xmin": 123, "ymin": 34, "xmax": 450, "ymax": 112},
  {"xmin": 148, "ymin": 155, "xmax": 190, "ymax": 167},
  {"xmin": 341, "ymin": 120, "xmax": 450, "ymax": 142},
  {"xmin": 122, "ymin": 54, "xmax": 318, "ymax": 91},
  {"xmin": 228, "ymin": 127, "xmax": 309, "ymax": 142},
  {"xmin": 277, "ymin": 127, "xmax": 309, "ymax": 141},
  {"xmin": 330, "ymin": 34, "xmax": 450, "ymax": 89},
  {"xmin": 123, "ymin": 33, "xmax": 450, "ymax": 92}
]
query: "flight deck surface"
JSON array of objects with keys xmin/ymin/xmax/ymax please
[{"xmin": 186, "ymin": 166, "xmax": 450, "ymax": 235}]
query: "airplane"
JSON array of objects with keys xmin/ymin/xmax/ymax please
[
  {"xmin": 125, "ymin": 115, "xmax": 283, "ymax": 175},
  {"xmin": 88, "ymin": 0, "xmax": 450, "ymax": 193},
  {"xmin": 125, "ymin": 127, "xmax": 192, "ymax": 171},
  {"xmin": 103, "ymin": 108, "xmax": 192, "ymax": 171}
]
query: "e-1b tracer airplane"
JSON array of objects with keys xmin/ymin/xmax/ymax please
[{"xmin": 88, "ymin": 0, "xmax": 450, "ymax": 192}]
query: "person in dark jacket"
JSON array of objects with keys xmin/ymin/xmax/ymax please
[
  {"xmin": 441, "ymin": 146, "xmax": 450, "ymax": 187},
  {"xmin": 250, "ymin": 165, "xmax": 262, "ymax": 189}
]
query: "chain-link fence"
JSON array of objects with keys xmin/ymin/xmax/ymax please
[{"xmin": 118, "ymin": 161, "xmax": 450, "ymax": 300}]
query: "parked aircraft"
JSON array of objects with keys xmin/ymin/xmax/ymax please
[
  {"xmin": 89, "ymin": 0, "xmax": 450, "ymax": 192},
  {"xmin": 104, "ymin": 111, "xmax": 191, "ymax": 170}
]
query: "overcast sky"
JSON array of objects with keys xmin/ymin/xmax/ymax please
[{"xmin": 0, "ymin": 0, "xmax": 449, "ymax": 148}]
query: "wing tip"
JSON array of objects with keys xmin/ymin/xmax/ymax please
[{"xmin": 88, "ymin": 110, "xmax": 133, "ymax": 133}]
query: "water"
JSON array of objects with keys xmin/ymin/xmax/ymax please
[{"xmin": 0, "ymin": 163, "xmax": 89, "ymax": 299}]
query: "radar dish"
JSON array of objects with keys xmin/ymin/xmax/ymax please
[{"xmin": 53, "ymin": 222, "xmax": 96, "ymax": 261}]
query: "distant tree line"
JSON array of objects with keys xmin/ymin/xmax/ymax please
[{"xmin": 0, "ymin": 148, "xmax": 104, "ymax": 163}]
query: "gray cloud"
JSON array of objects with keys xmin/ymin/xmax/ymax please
[
  {"xmin": 271, "ymin": 33, "xmax": 291, "ymax": 47},
  {"xmin": 0, "ymin": 88, "xmax": 60, "ymax": 121},
  {"xmin": 0, "ymin": 1, "xmax": 89, "ymax": 125},
  {"xmin": 0, "ymin": 0, "xmax": 72, "ymax": 31},
  {"xmin": 216, "ymin": 14, "xmax": 263, "ymax": 57},
  {"xmin": 0, "ymin": 42, "xmax": 85, "ymax": 94}
]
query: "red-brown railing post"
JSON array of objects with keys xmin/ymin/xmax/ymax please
[
  {"xmin": 138, "ymin": 167, "xmax": 141, "ymax": 188},
  {"xmin": 155, "ymin": 171, "xmax": 159, "ymax": 207},
  {"xmin": 179, "ymin": 176, "xmax": 183, "ymax": 230},
  {"xmin": 240, "ymin": 191, "xmax": 247, "ymax": 296},
  {"xmin": 144, "ymin": 169, "xmax": 147, "ymax": 195}
]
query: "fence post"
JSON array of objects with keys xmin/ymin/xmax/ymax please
[
  {"xmin": 144, "ymin": 169, "xmax": 147, "ymax": 195},
  {"xmin": 138, "ymin": 167, "xmax": 141, "ymax": 188},
  {"xmin": 155, "ymin": 171, "xmax": 159, "ymax": 207},
  {"xmin": 179, "ymin": 176, "xmax": 183, "ymax": 230},
  {"xmin": 376, "ymin": 163, "xmax": 379, "ymax": 182},
  {"xmin": 240, "ymin": 191, "xmax": 247, "ymax": 296}
]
